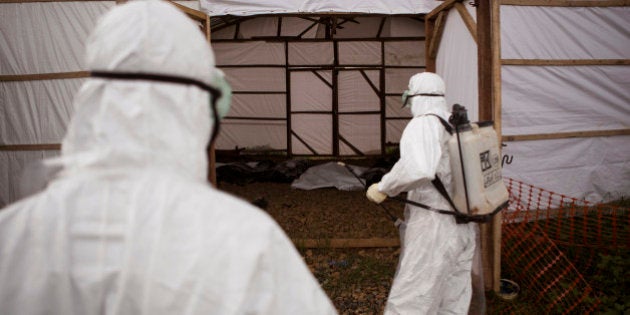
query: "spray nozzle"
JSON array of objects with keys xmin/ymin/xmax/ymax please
[{"xmin": 449, "ymin": 104, "xmax": 470, "ymax": 126}]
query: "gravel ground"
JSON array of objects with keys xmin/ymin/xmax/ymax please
[{"xmin": 218, "ymin": 181, "xmax": 405, "ymax": 314}]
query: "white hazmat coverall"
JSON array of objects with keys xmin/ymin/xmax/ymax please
[
  {"xmin": 0, "ymin": 1, "xmax": 337, "ymax": 315},
  {"xmin": 376, "ymin": 73, "xmax": 478, "ymax": 314}
]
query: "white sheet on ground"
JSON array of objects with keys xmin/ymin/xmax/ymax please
[{"xmin": 291, "ymin": 162, "xmax": 368, "ymax": 191}]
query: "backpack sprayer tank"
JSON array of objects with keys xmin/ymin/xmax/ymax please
[{"xmin": 447, "ymin": 105, "xmax": 509, "ymax": 216}]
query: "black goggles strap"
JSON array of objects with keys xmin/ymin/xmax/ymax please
[
  {"xmin": 402, "ymin": 93, "xmax": 445, "ymax": 107},
  {"xmin": 90, "ymin": 71, "xmax": 223, "ymax": 150},
  {"xmin": 90, "ymin": 71, "xmax": 222, "ymax": 100}
]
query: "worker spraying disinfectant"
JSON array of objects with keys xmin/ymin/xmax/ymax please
[
  {"xmin": 0, "ymin": 2, "xmax": 338, "ymax": 314},
  {"xmin": 365, "ymin": 72, "xmax": 508, "ymax": 314}
]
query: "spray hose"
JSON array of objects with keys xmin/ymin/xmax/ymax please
[
  {"xmin": 337, "ymin": 162, "xmax": 403, "ymax": 227},
  {"xmin": 337, "ymin": 162, "xmax": 500, "ymax": 224}
]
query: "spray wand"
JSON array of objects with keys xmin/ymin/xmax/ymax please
[
  {"xmin": 337, "ymin": 162, "xmax": 404, "ymax": 227},
  {"xmin": 337, "ymin": 162, "xmax": 481, "ymax": 224}
]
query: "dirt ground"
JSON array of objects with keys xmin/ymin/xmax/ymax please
[{"xmin": 218, "ymin": 181, "xmax": 406, "ymax": 314}]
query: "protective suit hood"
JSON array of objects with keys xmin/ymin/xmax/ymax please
[
  {"xmin": 61, "ymin": 0, "xmax": 216, "ymax": 181},
  {"xmin": 407, "ymin": 72, "xmax": 450, "ymax": 119}
]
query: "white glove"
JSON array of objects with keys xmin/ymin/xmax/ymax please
[{"xmin": 366, "ymin": 183, "xmax": 387, "ymax": 204}]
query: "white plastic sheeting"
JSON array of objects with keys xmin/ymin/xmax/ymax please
[
  {"xmin": 502, "ymin": 137, "xmax": 629, "ymax": 202},
  {"xmin": 200, "ymin": 0, "xmax": 439, "ymax": 16},
  {"xmin": 213, "ymin": 16, "xmax": 424, "ymax": 156},
  {"xmin": 436, "ymin": 2, "xmax": 479, "ymax": 122},
  {"xmin": 3, "ymin": 0, "xmax": 625, "ymax": 207},
  {"xmin": 1, "ymin": 2, "xmax": 112, "ymax": 206},
  {"xmin": 432, "ymin": 3, "xmax": 629, "ymax": 202},
  {"xmin": 499, "ymin": 5, "xmax": 630, "ymax": 202},
  {"xmin": 291, "ymin": 162, "xmax": 367, "ymax": 191}
]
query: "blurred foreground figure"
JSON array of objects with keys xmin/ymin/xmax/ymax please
[
  {"xmin": 366, "ymin": 72, "xmax": 479, "ymax": 314},
  {"xmin": 0, "ymin": 1, "xmax": 336, "ymax": 314}
]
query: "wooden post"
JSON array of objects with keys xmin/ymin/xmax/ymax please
[
  {"xmin": 490, "ymin": 0, "xmax": 503, "ymax": 292},
  {"xmin": 477, "ymin": 0, "xmax": 502, "ymax": 292}
]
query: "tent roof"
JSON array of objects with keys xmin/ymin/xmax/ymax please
[{"xmin": 200, "ymin": 0, "xmax": 440, "ymax": 16}]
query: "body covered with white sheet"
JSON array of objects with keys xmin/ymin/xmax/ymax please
[
  {"xmin": 368, "ymin": 72, "xmax": 478, "ymax": 314},
  {"xmin": 0, "ymin": 1, "xmax": 336, "ymax": 314}
]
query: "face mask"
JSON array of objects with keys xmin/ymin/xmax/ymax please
[
  {"xmin": 401, "ymin": 91, "xmax": 445, "ymax": 108},
  {"xmin": 401, "ymin": 90, "xmax": 410, "ymax": 106},
  {"xmin": 90, "ymin": 71, "xmax": 224, "ymax": 148},
  {"xmin": 211, "ymin": 69, "xmax": 232, "ymax": 120}
]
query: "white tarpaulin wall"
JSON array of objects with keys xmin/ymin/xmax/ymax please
[
  {"xmin": 200, "ymin": 0, "xmax": 438, "ymax": 16},
  {"xmin": 436, "ymin": 2, "xmax": 480, "ymax": 122},
  {"xmin": 500, "ymin": 5, "xmax": 629, "ymax": 203},
  {"xmin": 2, "ymin": 0, "xmax": 628, "ymax": 207},
  {"xmin": 0, "ymin": 1, "xmax": 204, "ymax": 206},
  {"xmin": 0, "ymin": 2, "xmax": 113, "ymax": 207},
  {"xmin": 435, "ymin": 2, "xmax": 630, "ymax": 203},
  {"xmin": 212, "ymin": 16, "xmax": 427, "ymax": 156},
  {"xmin": 0, "ymin": 1, "xmax": 428, "ymax": 206}
]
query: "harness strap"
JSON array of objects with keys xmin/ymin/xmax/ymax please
[{"xmin": 425, "ymin": 113, "xmax": 453, "ymax": 135}]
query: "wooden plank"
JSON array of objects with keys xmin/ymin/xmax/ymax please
[
  {"xmin": 0, "ymin": 144, "xmax": 61, "ymax": 151},
  {"xmin": 166, "ymin": 0, "xmax": 207, "ymax": 22},
  {"xmin": 427, "ymin": 0, "xmax": 464, "ymax": 20},
  {"xmin": 292, "ymin": 238, "xmax": 400, "ymax": 249},
  {"xmin": 477, "ymin": 0, "xmax": 493, "ymax": 122},
  {"xmin": 425, "ymin": 12, "xmax": 435, "ymax": 72},
  {"xmin": 490, "ymin": 0, "xmax": 503, "ymax": 293},
  {"xmin": 502, "ymin": 59, "xmax": 630, "ymax": 66},
  {"xmin": 428, "ymin": 11, "xmax": 447, "ymax": 59},
  {"xmin": 454, "ymin": 2, "xmax": 478, "ymax": 43},
  {"xmin": 500, "ymin": 0, "xmax": 630, "ymax": 6},
  {"xmin": 0, "ymin": 71, "xmax": 89, "ymax": 82},
  {"xmin": 502, "ymin": 129, "xmax": 630, "ymax": 142}
]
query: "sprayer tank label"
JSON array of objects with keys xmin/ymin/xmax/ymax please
[
  {"xmin": 480, "ymin": 150, "xmax": 492, "ymax": 172},
  {"xmin": 481, "ymin": 151, "xmax": 502, "ymax": 188}
]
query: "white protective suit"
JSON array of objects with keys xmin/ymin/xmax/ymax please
[
  {"xmin": 0, "ymin": 2, "xmax": 337, "ymax": 315},
  {"xmin": 377, "ymin": 73, "xmax": 478, "ymax": 314}
]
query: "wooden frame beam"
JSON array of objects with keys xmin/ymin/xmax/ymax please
[
  {"xmin": 454, "ymin": 2, "xmax": 477, "ymax": 43},
  {"xmin": 500, "ymin": 0, "xmax": 630, "ymax": 6},
  {"xmin": 503, "ymin": 129, "xmax": 630, "ymax": 142},
  {"xmin": 0, "ymin": 71, "xmax": 89, "ymax": 82},
  {"xmin": 426, "ymin": 0, "xmax": 465, "ymax": 20},
  {"xmin": 0, "ymin": 144, "xmax": 61, "ymax": 151},
  {"xmin": 428, "ymin": 11, "xmax": 447, "ymax": 61},
  {"xmin": 502, "ymin": 59, "xmax": 630, "ymax": 66}
]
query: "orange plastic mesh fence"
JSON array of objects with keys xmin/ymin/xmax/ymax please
[{"xmin": 494, "ymin": 178, "xmax": 628, "ymax": 314}]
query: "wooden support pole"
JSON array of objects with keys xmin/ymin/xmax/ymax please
[
  {"xmin": 476, "ymin": 0, "xmax": 497, "ymax": 292},
  {"xmin": 425, "ymin": 14, "xmax": 435, "ymax": 72},
  {"xmin": 428, "ymin": 11, "xmax": 447, "ymax": 61},
  {"xmin": 454, "ymin": 2, "xmax": 478, "ymax": 43},
  {"xmin": 490, "ymin": 0, "xmax": 503, "ymax": 293}
]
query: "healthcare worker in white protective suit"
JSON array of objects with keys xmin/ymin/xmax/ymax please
[
  {"xmin": 0, "ymin": 1, "xmax": 337, "ymax": 314},
  {"xmin": 366, "ymin": 72, "xmax": 479, "ymax": 314}
]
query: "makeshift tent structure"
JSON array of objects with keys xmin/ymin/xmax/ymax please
[
  {"xmin": 210, "ymin": 16, "xmax": 429, "ymax": 156},
  {"xmin": 207, "ymin": 0, "xmax": 629, "ymax": 206},
  {"xmin": 424, "ymin": 0, "xmax": 629, "ymax": 290},
  {"xmin": 3, "ymin": 0, "xmax": 626, "ymax": 203},
  {"xmin": 0, "ymin": 0, "xmax": 628, "ymax": 292}
]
